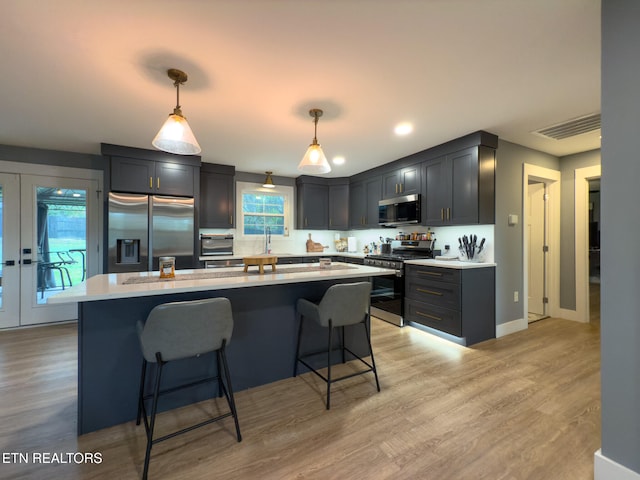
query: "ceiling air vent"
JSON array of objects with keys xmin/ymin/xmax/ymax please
[{"xmin": 532, "ymin": 113, "xmax": 601, "ymax": 140}]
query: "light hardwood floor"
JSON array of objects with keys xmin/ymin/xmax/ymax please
[{"xmin": 0, "ymin": 317, "xmax": 600, "ymax": 480}]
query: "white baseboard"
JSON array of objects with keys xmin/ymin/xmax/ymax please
[
  {"xmin": 496, "ymin": 318, "xmax": 527, "ymax": 338},
  {"xmin": 557, "ymin": 308, "xmax": 581, "ymax": 322},
  {"xmin": 595, "ymin": 449, "xmax": 640, "ymax": 480}
]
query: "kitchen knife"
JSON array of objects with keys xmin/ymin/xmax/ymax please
[
  {"xmin": 477, "ymin": 237, "xmax": 486, "ymax": 253},
  {"xmin": 458, "ymin": 238, "xmax": 465, "ymax": 256}
]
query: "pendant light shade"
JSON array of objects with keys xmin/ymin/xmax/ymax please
[
  {"xmin": 298, "ymin": 109, "xmax": 331, "ymax": 174},
  {"xmin": 263, "ymin": 171, "xmax": 275, "ymax": 188},
  {"xmin": 152, "ymin": 69, "xmax": 202, "ymax": 155}
]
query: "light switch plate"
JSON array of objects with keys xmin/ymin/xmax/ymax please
[{"xmin": 508, "ymin": 214, "xmax": 519, "ymax": 226}]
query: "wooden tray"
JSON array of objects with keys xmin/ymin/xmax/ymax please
[{"xmin": 243, "ymin": 255, "xmax": 278, "ymax": 274}]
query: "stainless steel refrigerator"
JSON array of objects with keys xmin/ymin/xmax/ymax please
[{"xmin": 108, "ymin": 192, "xmax": 195, "ymax": 273}]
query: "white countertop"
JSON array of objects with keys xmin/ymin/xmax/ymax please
[
  {"xmin": 47, "ymin": 262, "xmax": 392, "ymax": 304},
  {"xmin": 199, "ymin": 252, "xmax": 366, "ymax": 261},
  {"xmin": 404, "ymin": 258, "xmax": 496, "ymax": 269}
]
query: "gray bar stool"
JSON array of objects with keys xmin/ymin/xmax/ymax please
[
  {"xmin": 294, "ymin": 281, "xmax": 381, "ymax": 409},
  {"xmin": 136, "ymin": 297, "xmax": 241, "ymax": 480}
]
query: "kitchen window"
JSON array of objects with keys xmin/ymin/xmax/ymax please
[{"xmin": 237, "ymin": 181, "xmax": 292, "ymax": 236}]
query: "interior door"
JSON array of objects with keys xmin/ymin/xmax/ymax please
[
  {"xmin": 0, "ymin": 173, "xmax": 21, "ymax": 328},
  {"xmin": 20, "ymin": 174, "xmax": 99, "ymax": 326},
  {"xmin": 528, "ymin": 182, "xmax": 546, "ymax": 316}
]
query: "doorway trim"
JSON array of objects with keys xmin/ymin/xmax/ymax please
[
  {"xmin": 575, "ymin": 164, "xmax": 601, "ymax": 323},
  {"xmin": 523, "ymin": 164, "xmax": 561, "ymax": 323}
]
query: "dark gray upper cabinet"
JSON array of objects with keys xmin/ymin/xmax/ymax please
[
  {"xmin": 328, "ymin": 181, "xmax": 349, "ymax": 230},
  {"xmin": 200, "ymin": 163, "xmax": 235, "ymax": 228},
  {"xmin": 297, "ymin": 179, "xmax": 329, "ymax": 229},
  {"xmin": 103, "ymin": 144, "xmax": 201, "ymax": 198},
  {"xmin": 154, "ymin": 161, "xmax": 196, "ymax": 196},
  {"xmin": 296, "ymin": 176, "xmax": 349, "ymax": 230},
  {"xmin": 349, "ymin": 175, "xmax": 382, "ymax": 229},
  {"xmin": 110, "ymin": 156, "xmax": 196, "ymax": 196},
  {"xmin": 423, "ymin": 146, "xmax": 495, "ymax": 225},
  {"xmin": 382, "ymin": 164, "xmax": 421, "ymax": 199},
  {"xmin": 424, "ymin": 155, "xmax": 450, "ymax": 225}
]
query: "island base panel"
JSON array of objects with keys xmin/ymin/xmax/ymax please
[{"xmin": 78, "ymin": 278, "xmax": 371, "ymax": 434}]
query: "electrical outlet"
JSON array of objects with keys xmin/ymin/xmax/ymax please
[{"xmin": 514, "ymin": 291, "xmax": 519, "ymax": 302}]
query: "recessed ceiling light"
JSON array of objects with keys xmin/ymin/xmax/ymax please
[
  {"xmin": 394, "ymin": 122, "xmax": 413, "ymax": 136},
  {"xmin": 332, "ymin": 156, "xmax": 345, "ymax": 165}
]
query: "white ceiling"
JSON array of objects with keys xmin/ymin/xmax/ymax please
[{"xmin": 1, "ymin": 0, "xmax": 601, "ymax": 178}]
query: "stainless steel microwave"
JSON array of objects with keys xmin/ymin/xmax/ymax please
[
  {"xmin": 200, "ymin": 234, "xmax": 234, "ymax": 256},
  {"xmin": 378, "ymin": 194, "xmax": 421, "ymax": 226}
]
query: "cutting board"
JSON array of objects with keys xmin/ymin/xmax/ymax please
[{"xmin": 243, "ymin": 255, "xmax": 278, "ymax": 274}]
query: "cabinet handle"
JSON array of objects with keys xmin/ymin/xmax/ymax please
[
  {"xmin": 440, "ymin": 208, "xmax": 444, "ymax": 221},
  {"xmin": 157, "ymin": 177, "xmax": 160, "ymax": 189},
  {"xmin": 149, "ymin": 177, "xmax": 153, "ymax": 189},
  {"xmin": 416, "ymin": 311, "xmax": 442, "ymax": 321},
  {"xmin": 395, "ymin": 184, "xmax": 398, "ymax": 194},
  {"xmin": 229, "ymin": 215, "xmax": 233, "ymax": 225},
  {"xmin": 329, "ymin": 218, "xmax": 332, "ymax": 227},
  {"xmin": 447, "ymin": 207, "xmax": 450, "ymax": 220},
  {"xmin": 399, "ymin": 183, "xmax": 403, "ymax": 193},
  {"xmin": 418, "ymin": 271, "xmax": 443, "ymax": 277},
  {"xmin": 305, "ymin": 217, "xmax": 308, "ymax": 227},
  {"xmin": 417, "ymin": 287, "xmax": 443, "ymax": 296}
]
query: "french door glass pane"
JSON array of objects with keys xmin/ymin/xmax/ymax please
[{"xmin": 36, "ymin": 187, "xmax": 87, "ymax": 304}]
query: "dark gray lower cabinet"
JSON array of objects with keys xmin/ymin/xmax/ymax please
[
  {"xmin": 277, "ymin": 256, "xmax": 319, "ymax": 264},
  {"xmin": 404, "ymin": 264, "xmax": 495, "ymax": 345},
  {"xmin": 333, "ymin": 256, "xmax": 364, "ymax": 265}
]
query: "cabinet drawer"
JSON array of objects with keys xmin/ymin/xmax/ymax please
[
  {"xmin": 407, "ymin": 265, "xmax": 460, "ymax": 284},
  {"xmin": 405, "ymin": 298, "xmax": 461, "ymax": 336},
  {"xmin": 405, "ymin": 275, "xmax": 460, "ymax": 310}
]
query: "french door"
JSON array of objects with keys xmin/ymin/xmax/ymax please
[{"xmin": 0, "ymin": 172, "xmax": 101, "ymax": 328}]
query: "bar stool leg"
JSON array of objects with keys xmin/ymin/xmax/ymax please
[
  {"xmin": 364, "ymin": 318, "xmax": 381, "ymax": 392},
  {"xmin": 136, "ymin": 359, "xmax": 147, "ymax": 426},
  {"xmin": 219, "ymin": 345, "xmax": 242, "ymax": 442},
  {"xmin": 340, "ymin": 326, "xmax": 346, "ymax": 364},
  {"xmin": 293, "ymin": 314, "xmax": 305, "ymax": 377},
  {"xmin": 326, "ymin": 321, "xmax": 333, "ymax": 410},
  {"xmin": 142, "ymin": 354, "xmax": 164, "ymax": 480}
]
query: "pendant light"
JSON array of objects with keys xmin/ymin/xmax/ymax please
[
  {"xmin": 263, "ymin": 171, "xmax": 275, "ymax": 188},
  {"xmin": 298, "ymin": 108, "xmax": 331, "ymax": 174},
  {"xmin": 152, "ymin": 68, "xmax": 202, "ymax": 155}
]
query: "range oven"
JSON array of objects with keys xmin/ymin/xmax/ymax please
[{"xmin": 364, "ymin": 240, "xmax": 435, "ymax": 326}]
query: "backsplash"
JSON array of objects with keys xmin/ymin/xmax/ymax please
[{"xmin": 200, "ymin": 225, "xmax": 494, "ymax": 262}]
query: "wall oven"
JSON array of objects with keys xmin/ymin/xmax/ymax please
[{"xmin": 200, "ymin": 234, "xmax": 234, "ymax": 256}]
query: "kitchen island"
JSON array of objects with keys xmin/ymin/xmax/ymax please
[{"xmin": 48, "ymin": 262, "xmax": 391, "ymax": 434}]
